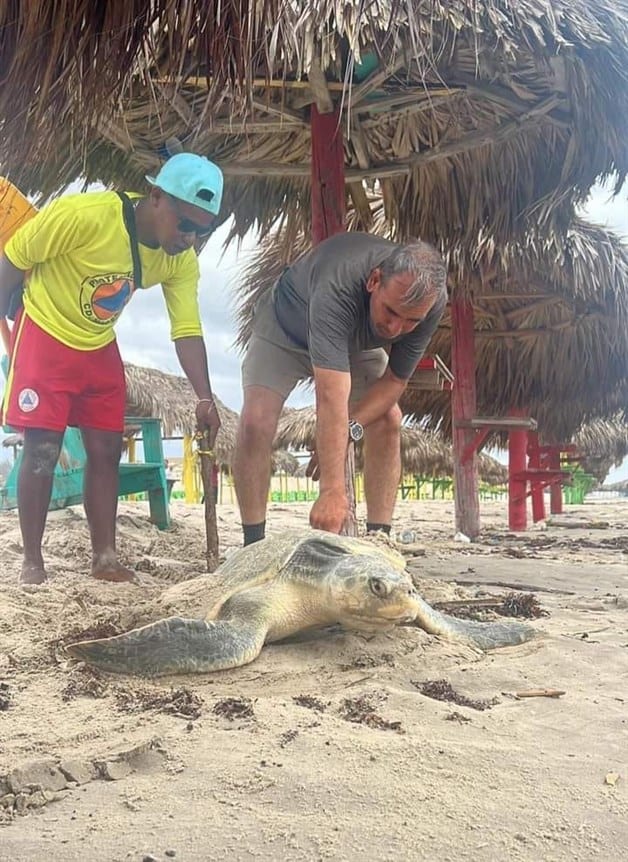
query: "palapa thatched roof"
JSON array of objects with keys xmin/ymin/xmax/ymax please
[
  {"xmin": 271, "ymin": 449, "xmax": 300, "ymax": 476},
  {"xmin": 607, "ymin": 478, "xmax": 628, "ymax": 493},
  {"xmin": 402, "ymin": 219, "xmax": 628, "ymax": 441},
  {"xmin": 124, "ymin": 363, "xmax": 238, "ymax": 465},
  {"xmin": 2, "ymin": 0, "xmax": 627, "ymax": 252},
  {"xmin": 236, "ymin": 211, "xmax": 628, "ymax": 443},
  {"xmin": 571, "ymin": 416, "xmax": 628, "ymax": 482},
  {"xmin": 274, "ymin": 406, "xmax": 507, "ymax": 485}
]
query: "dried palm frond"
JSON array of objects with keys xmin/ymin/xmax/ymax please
[{"xmin": 1, "ymin": 0, "xmax": 627, "ymax": 252}]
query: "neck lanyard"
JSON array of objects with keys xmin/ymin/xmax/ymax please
[{"xmin": 117, "ymin": 192, "xmax": 143, "ymax": 290}]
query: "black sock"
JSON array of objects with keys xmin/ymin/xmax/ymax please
[
  {"xmin": 243, "ymin": 521, "xmax": 266, "ymax": 546},
  {"xmin": 366, "ymin": 522, "xmax": 391, "ymax": 535}
]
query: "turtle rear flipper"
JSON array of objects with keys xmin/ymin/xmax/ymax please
[{"xmin": 66, "ymin": 616, "xmax": 267, "ymax": 676}]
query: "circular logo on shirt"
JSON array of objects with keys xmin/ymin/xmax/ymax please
[
  {"xmin": 18, "ymin": 388, "xmax": 39, "ymax": 412},
  {"xmin": 80, "ymin": 274, "xmax": 135, "ymax": 325}
]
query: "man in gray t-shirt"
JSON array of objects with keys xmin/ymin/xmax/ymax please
[{"xmin": 233, "ymin": 232, "xmax": 447, "ymax": 545}]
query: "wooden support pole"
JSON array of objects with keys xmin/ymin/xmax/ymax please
[
  {"xmin": 528, "ymin": 431, "xmax": 545, "ymax": 523},
  {"xmin": 549, "ymin": 449, "xmax": 563, "ymax": 514},
  {"xmin": 310, "ymin": 105, "xmax": 346, "ymax": 245},
  {"xmin": 508, "ymin": 411, "xmax": 528, "ymax": 531},
  {"xmin": 310, "ymin": 102, "xmax": 355, "ymax": 534},
  {"xmin": 451, "ymin": 297, "xmax": 480, "ymax": 538}
]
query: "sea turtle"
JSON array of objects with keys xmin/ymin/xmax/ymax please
[{"xmin": 66, "ymin": 530, "xmax": 537, "ymax": 676}]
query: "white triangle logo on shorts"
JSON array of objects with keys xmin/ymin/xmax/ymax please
[{"xmin": 18, "ymin": 388, "xmax": 39, "ymax": 412}]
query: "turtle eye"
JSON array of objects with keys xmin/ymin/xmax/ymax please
[{"xmin": 369, "ymin": 578, "xmax": 389, "ymax": 598}]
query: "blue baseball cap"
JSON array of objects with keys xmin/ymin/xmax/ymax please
[{"xmin": 146, "ymin": 153, "xmax": 223, "ymax": 216}]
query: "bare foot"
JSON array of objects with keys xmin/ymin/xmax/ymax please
[
  {"xmin": 20, "ymin": 562, "xmax": 48, "ymax": 586},
  {"xmin": 91, "ymin": 562, "xmax": 136, "ymax": 583}
]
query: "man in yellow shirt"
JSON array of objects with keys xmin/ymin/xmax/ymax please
[{"xmin": 0, "ymin": 153, "xmax": 223, "ymax": 586}]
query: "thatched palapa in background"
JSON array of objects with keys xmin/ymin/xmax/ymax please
[
  {"xmin": 274, "ymin": 406, "xmax": 507, "ymax": 486},
  {"xmin": 124, "ymin": 363, "xmax": 238, "ymax": 467}
]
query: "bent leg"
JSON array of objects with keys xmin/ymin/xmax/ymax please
[
  {"xmin": 81, "ymin": 427, "xmax": 134, "ymax": 582},
  {"xmin": 233, "ymin": 385, "xmax": 286, "ymax": 529},
  {"xmin": 234, "ymin": 307, "xmax": 310, "ymax": 541},
  {"xmin": 363, "ymin": 404, "xmax": 402, "ymax": 526},
  {"xmin": 18, "ymin": 429, "xmax": 64, "ymax": 585}
]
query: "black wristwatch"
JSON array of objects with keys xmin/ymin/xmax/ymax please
[{"xmin": 348, "ymin": 419, "xmax": 364, "ymax": 443}]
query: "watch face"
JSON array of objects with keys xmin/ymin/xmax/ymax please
[{"xmin": 349, "ymin": 420, "xmax": 364, "ymax": 442}]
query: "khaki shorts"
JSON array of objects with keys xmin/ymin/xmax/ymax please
[{"xmin": 241, "ymin": 290, "xmax": 388, "ymax": 401}]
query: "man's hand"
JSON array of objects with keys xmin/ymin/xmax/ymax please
[
  {"xmin": 305, "ymin": 450, "xmax": 320, "ymax": 482},
  {"xmin": 309, "ymin": 488, "xmax": 348, "ymax": 533},
  {"xmin": 195, "ymin": 399, "xmax": 221, "ymax": 448}
]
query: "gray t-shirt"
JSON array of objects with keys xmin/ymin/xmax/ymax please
[{"xmin": 273, "ymin": 232, "xmax": 446, "ymax": 380}]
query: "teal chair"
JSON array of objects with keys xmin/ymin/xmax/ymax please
[{"xmin": 1, "ymin": 355, "xmax": 170, "ymax": 528}]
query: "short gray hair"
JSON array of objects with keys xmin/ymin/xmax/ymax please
[{"xmin": 379, "ymin": 240, "xmax": 447, "ymax": 305}]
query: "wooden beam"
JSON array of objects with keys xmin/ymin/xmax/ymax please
[
  {"xmin": 208, "ymin": 118, "xmax": 307, "ymax": 133},
  {"xmin": 219, "ymin": 95, "xmax": 564, "ymax": 180},
  {"xmin": 307, "ymin": 61, "xmax": 334, "ymax": 114},
  {"xmin": 348, "ymin": 58, "xmax": 406, "ymax": 107},
  {"xmin": 356, "ymin": 87, "xmax": 460, "ymax": 116},
  {"xmin": 451, "ymin": 297, "xmax": 480, "ymax": 538},
  {"xmin": 154, "ymin": 75, "xmax": 349, "ymax": 91},
  {"xmin": 251, "ymin": 98, "xmax": 304, "ymax": 125}
]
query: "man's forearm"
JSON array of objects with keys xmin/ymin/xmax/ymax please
[
  {"xmin": 350, "ymin": 370, "xmax": 407, "ymax": 427},
  {"xmin": 313, "ymin": 368, "xmax": 352, "ymax": 494},
  {"xmin": 174, "ymin": 335, "xmax": 213, "ymax": 399}
]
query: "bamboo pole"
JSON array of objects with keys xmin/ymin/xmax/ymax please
[{"xmin": 195, "ymin": 431, "xmax": 219, "ymax": 572}]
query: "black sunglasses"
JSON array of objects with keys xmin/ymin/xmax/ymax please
[
  {"xmin": 176, "ymin": 217, "xmax": 215, "ymax": 239},
  {"xmin": 166, "ymin": 194, "xmax": 216, "ymax": 239}
]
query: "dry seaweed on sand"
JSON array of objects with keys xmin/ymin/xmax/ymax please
[
  {"xmin": 116, "ymin": 686, "xmax": 204, "ymax": 719},
  {"xmin": 61, "ymin": 666, "xmax": 110, "ymax": 702},
  {"xmin": 292, "ymin": 694, "xmax": 327, "ymax": 713},
  {"xmin": 339, "ymin": 694, "xmax": 403, "ymax": 732},
  {"xmin": 433, "ymin": 592, "xmax": 546, "ymax": 621},
  {"xmin": 0, "ymin": 682, "xmax": 12, "ymax": 711},
  {"xmin": 415, "ymin": 679, "xmax": 498, "ymax": 712},
  {"xmin": 212, "ymin": 697, "xmax": 255, "ymax": 721}
]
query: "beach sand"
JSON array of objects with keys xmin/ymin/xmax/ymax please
[{"xmin": 0, "ymin": 497, "xmax": 626, "ymax": 861}]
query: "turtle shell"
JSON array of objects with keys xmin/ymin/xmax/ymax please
[{"xmin": 206, "ymin": 530, "xmax": 407, "ymax": 619}]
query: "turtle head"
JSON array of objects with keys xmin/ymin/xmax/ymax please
[
  {"xmin": 297, "ymin": 540, "xmax": 419, "ymax": 631},
  {"xmin": 331, "ymin": 559, "xmax": 419, "ymax": 630}
]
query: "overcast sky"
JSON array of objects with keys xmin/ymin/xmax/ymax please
[{"xmin": 2, "ymin": 181, "xmax": 627, "ymax": 479}]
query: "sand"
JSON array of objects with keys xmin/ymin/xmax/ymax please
[{"xmin": 0, "ymin": 497, "xmax": 627, "ymax": 862}]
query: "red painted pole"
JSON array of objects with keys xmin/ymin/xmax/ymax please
[
  {"xmin": 451, "ymin": 296, "xmax": 480, "ymax": 538},
  {"xmin": 310, "ymin": 105, "xmax": 345, "ymax": 246},
  {"xmin": 528, "ymin": 431, "xmax": 545, "ymax": 523},
  {"xmin": 549, "ymin": 449, "xmax": 563, "ymax": 514},
  {"xmin": 508, "ymin": 412, "xmax": 528, "ymax": 531},
  {"xmin": 311, "ymin": 102, "xmax": 354, "ymax": 532}
]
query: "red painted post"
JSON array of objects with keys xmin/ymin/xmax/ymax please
[
  {"xmin": 549, "ymin": 449, "xmax": 563, "ymax": 514},
  {"xmin": 528, "ymin": 431, "xmax": 545, "ymax": 523},
  {"xmin": 508, "ymin": 413, "xmax": 528, "ymax": 531},
  {"xmin": 310, "ymin": 105, "xmax": 345, "ymax": 245},
  {"xmin": 451, "ymin": 296, "xmax": 480, "ymax": 538},
  {"xmin": 311, "ymin": 102, "xmax": 354, "ymax": 532}
]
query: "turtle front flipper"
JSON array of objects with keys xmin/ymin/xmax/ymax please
[
  {"xmin": 66, "ymin": 616, "xmax": 267, "ymax": 676},
  {"xmin": 411, "ymin": 595, "xmax": 537, "ymax": 649}
]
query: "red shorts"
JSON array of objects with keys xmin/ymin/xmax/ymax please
[{"xmin": 1, "ymin": 312, "xmax": 125, "ymax": 433}]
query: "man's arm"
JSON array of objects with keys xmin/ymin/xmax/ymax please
[
  {"xmin": 348, "ymin": 367, "xmax": 408, "ymax": 428},
  {"xmin": 0, "ymin": 254, "xmax": 26, "ymax": 318},
  {"xmin": 174, "ymin": 335, "xmax": 221, "ymax": 446},
  {"xmin": 309, "ymin": 366, "xmax": 352, "ymax": 533}
]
